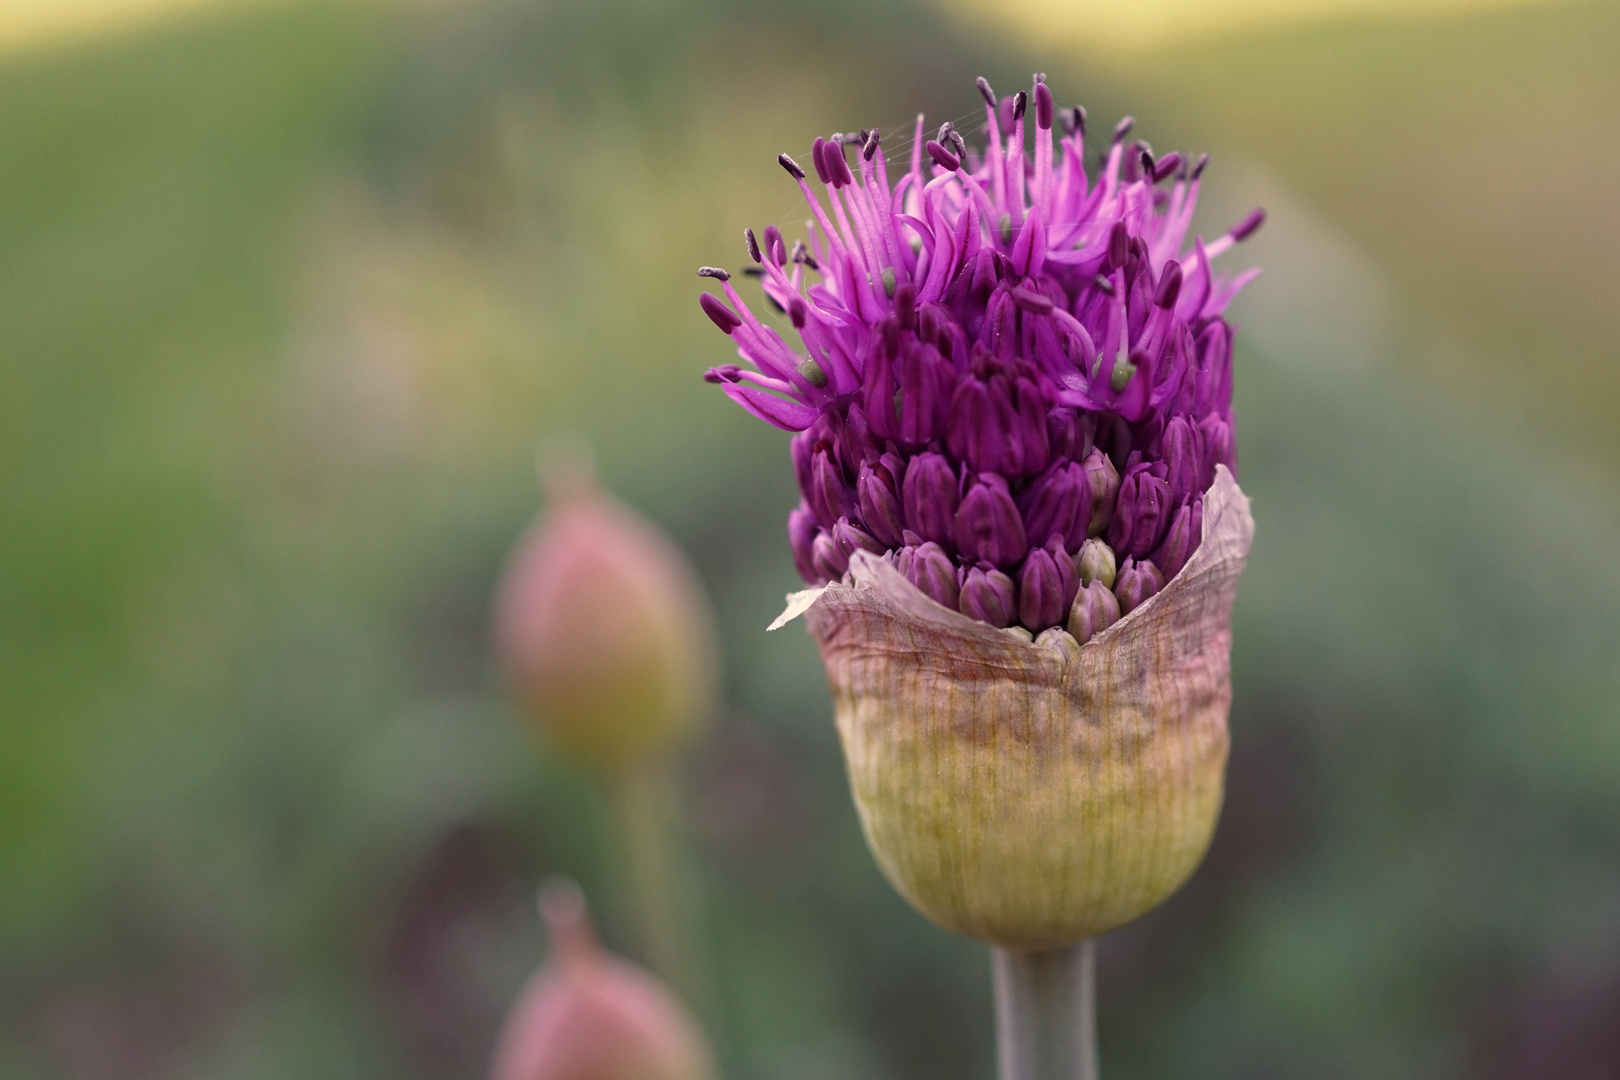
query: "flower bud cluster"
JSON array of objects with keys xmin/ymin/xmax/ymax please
[{"xmin": 702, "ymin": 76, "xmax": 1260, "ymax": 634}]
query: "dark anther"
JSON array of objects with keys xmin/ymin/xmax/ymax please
[
  {"xmin": 863, "ymin": 128, "xmax": 880, "ymax": 161},
  {"xmin": 1139, "ymin": 148, "xmax": 1154, "ymax": 178},
  {"xmin": 1074, "ymin": 106, "xmax": 1087, "ymax": 137},
  {"xmin": 1093, "ymin": 274, "xmax": 1116, "ymax": 296},
  {"xmin": 1112, "ymin": 116, "xmax": 1135, "ymax": 143},
  {"xmin": 926, "ymin": 140, "xmax": 960, "ymax": 171},
  {"xmin": 947, "ymin": 130, "xmax": 968, "ymax": 161},
  {"xmin": 976, "ymin": 76, "xmax": 997, "ymax": 108},
  {"xmin": 937, "ymin": 121, "xmax": 955, "ymax": 143},
  {"xmin": 1231, "ymin": 208, "xmax": 1266, "ymax": 242},
  {"xmin": 745, "ymin": 228, "xmax": 762, "ymax": 264},
  {"xmin": 1012, "ymin": 91, "xmax": 1027, "ymax": 123},
  {"xmin": 698, "ymin": 265, "xmax": 731, "ymax": 281},
  {"xmin": 1192, "ymin": 152, "xmax": 1210, "ymax": 180},
  {"xmin": 778, "ymin": 153, "xmax": 806, "ymax": 180}
]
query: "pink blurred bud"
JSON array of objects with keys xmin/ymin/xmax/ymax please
[
  {"xmin": 494, "ymin": 451, "xmax": 718, "ymax": 766},
  {"xmin": 489, "ymin": 880, "xmax": 716, "ymax": 1080}
]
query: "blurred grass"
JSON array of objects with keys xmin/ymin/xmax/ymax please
[{"xmin": 1, "ymin": 0, "xmax": 1618, "ymax": 1077}]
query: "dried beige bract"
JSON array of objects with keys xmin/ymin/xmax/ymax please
[{"xmin": 777, "ymin": 467, "xmax": 1253, "ymax": 949}]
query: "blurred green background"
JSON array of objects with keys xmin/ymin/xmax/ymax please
[{"xmin": 2, "ymin": 0, "xmax": 1619, "ymax": 1076}]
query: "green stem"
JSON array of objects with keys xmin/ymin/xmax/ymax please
[
  {"xmin": 991, "ymin": 940, "xmax": 1098, "ymax": 1080},
  {"xmin": 608, "ymin": 756, "xmax": 706, "ymax": 1009}
]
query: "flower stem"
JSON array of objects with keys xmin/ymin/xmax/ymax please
[
  {"xmin": 608, "ymin": 756, "xmax": 706, "ymax": 1008},
  {"xmin": 991, "ymin": 940, "xmax": 1098, "ymax": 1080}
]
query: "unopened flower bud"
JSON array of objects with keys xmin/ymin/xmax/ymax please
[
  {"xmin": 787, "ymin": 503, "xmax": 821, "ymax": 585},
  {"xmin": 1152, "ymin": 496, "xmax": 1203, "ymax": 581},
  {"xmin": 902, "ymin": 451, "xmax": 959, "ymax": 549},
  {"xmin": 1080, "ymin": 447, "xmax": 1120, "ymax": 537},
  {"xmin": 808, "ymin": 447, "xmax": 854, "ymax": 528},
  {"xmin": 494, "ymin": 462, "xmax": 717, "ymax": 767},
  {"xmin": 1113, "ymin": 556, "xmax": 1165, "ymax": 616},
  {"xmin": 1066, "ymin": 579, "xmax": 1120, "ymax": 644},
  {"xmin": 1075, "ymin": 538, "xmax": 1117, "ymax": 590},
  {"xmin": 857, "ymin": 455, "xmax": 906, "ymax": 549},
  {"xmin": 1046, "ymin": 407, "xmax": 1095, "ymax": 463},
  {"xmin": 833, "ymin": 516, "xmax": 885, "ymax": 565},
  {"xmin": 895, "ymin": 540, "xmax": 960, "ymax": 611},
  {"xmin": 812, "ymin": 530, "xmax": 847, "ymax": 580},
  {"xmin": 1016, "ymin": 460, "xmax": 1091, "ymax": 554},
  {"xmin": 959, "ymin": 562, "xmax": 1017, "ymax": 628},
  {"xmin": 488, "ymin": 880, "xmax": 716, "ymax": 1080},
  {"xmin": 955, "ymin": 473, "xmax": 1028, "ymax": 569},
  {"xmin": 1017, "ymin": 537, "xmax": 1079, "ymax": 633},
  {"xmin": 1107, "ymin": 463, "xmax": 1173, "ymax": 558},
  {"xmin": 1159, "ymin": 414, "xmax": 1204, "ymax": 504}
]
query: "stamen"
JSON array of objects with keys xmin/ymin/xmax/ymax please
[
  {"xmin": 976, "ymin": 76, "xmax": 997, "ymax": 108},
  {"xmin": 863, "ymin": 128, "xmax": 880, "ymax": 162},
  {"xmin": 1192, "ymin": 152, "xmax": 1210, "ymax": 180},
  {"xmin": 1093, "ymin": 274, "xmax": 1115, "ymax": 296},
  {"xmin": 745, "ymin": 228, "xmax": 762, "ymax": 264},
  {"xmin": 778, "ymin": 153, "xmax": 806, "ymax": 181},
  {"xmin": 700, "ymin": 293, "xmax": 742, "ymax": 333},
  {"xmin": 811, "ymin": 137, "xmax": 832, "ymax": 184},
  {"xmin": 1033, "ymin": 82, "xmax": 1053, "ymax": 131},
  {"xmin": 1112, "ymin": 116, "xmax": 1135, "ymax": 143},
  {"xmin": 1073, "ymin": 106, "xmax": 1087, "ymax": 138},
  {"xmin": 1013, "ymin": 91, "xmax": 1027, "ymax": 122},
  {"xmin": 698, "ymin": 266, "xmax": 731, "ymax": 281},
  {"xmin": 1231, "ymin": 208, "xmax": 1266, "ymax": 241},
  {"xmin": 926, "ymin": 139, "xmax": 960, "ymax": 171},
  {"xmin": 1151, "ymin": 151, "xmax": 1181, "ymax": 183}
]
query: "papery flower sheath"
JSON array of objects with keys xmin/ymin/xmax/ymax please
[
  {"xmin": 702, "ymin": 75, "xmax": 1259, "ymax": 945},
  {"xmin": 700, "ymin": 75, "xmax": 1261, "ymax": 637}
]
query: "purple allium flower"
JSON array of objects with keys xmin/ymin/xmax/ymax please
[{"xmin": 701, "ymin": 75, "xmax": 1260, "ymax": 633}]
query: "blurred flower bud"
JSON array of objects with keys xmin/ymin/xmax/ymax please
[
  {"xmin": 1066, "ymin": 579, "xmax": 1121, "ymax": 645},
  {"xmin": 494, "ymin": 455, "xmax": 718, "ymax": 767},
  {"xmin": 1079, "ymin": 447, "xmax": 1120, "ymax": 537},
  {"xmin": 1113, "ymin": 556, "xmax": 1166, "ymax": 616},
  {"xmin": 778, "ymin": 467, "xmax": 1252, "ymax": 947},
  {"xmin": 1075, "ymin": 538, "xmax": 1117, "ymax": 590},
  {"xmin": 488, "ymin": 880, "xmax": 716, "ymax": 1080}
]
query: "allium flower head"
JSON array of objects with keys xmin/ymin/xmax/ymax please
[
  {"xmin": 701, "ymin": 75, "xmax": 1261, "ymax": 634},
  {"xmin": 703, "ymin": 77, "xmax": 1260, "ymax": 947}
]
